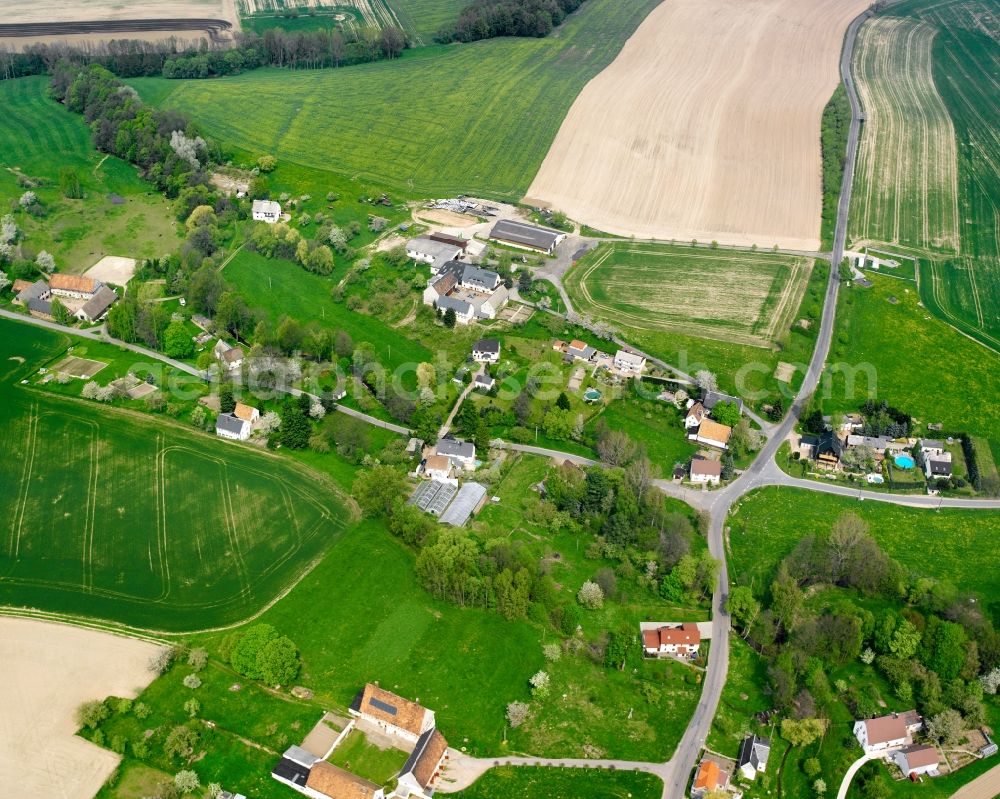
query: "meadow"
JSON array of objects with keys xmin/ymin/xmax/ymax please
[
  {"xmin": 824, "ymin": 273, "xmax": 1000, "ymax": 449},
  {"xmin": 727, "ymin": 487, "xmax": 1000, "ymax": 610},
  {"xmin": 0, "ymin": 319, "xmax": 348, "ymax": 631},
  {"xmin": 385, "ymin": 0, "xmax": 467, "ymax": 44},
  {"xmin": 850, "ymin": 0, "xmax": 1000, "ymax": 352},
  {"xmin": 849, "ymin": 15, "xmax": 961, "ymax": 253},
  {"xmin": 451, "ymin": 767, "xmax": 664, "ymax": 799},
  {"xmin": 0, "ymin": 77, "xmax": 179, "ymax": 272},
  {"xmin": 128, "ymin": 0, "xmax": 662, "ymax": 200},
  {"xmin": 566, "ymin": 243, "xmax": 812, "ymax": 349},
  {"xmin": 223, "ymin": 249, "xmax": 432, "ymax": 372}
]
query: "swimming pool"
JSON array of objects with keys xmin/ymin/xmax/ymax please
[
  {"xmin": 894, "ymin": 454, "xmax": 915, "ymax": 469},
  {"xmin": 583, "ymin": 389, "xmax": 602, "ymax": 402}
]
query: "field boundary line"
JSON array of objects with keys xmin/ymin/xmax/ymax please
[
  {"xmin": 220, "ymin": 462, "xmax": 251, "ymax": 598},
  {"xmin": 83, "ymin": 419, "xmax": 100, "ymax": 593}
]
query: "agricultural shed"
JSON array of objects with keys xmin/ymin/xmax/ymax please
[
  {"xmin": 489, "ymin": 219, "xmax": 565, "ymax": 254},
  {"xmin": 75, "ymin": 286, "xmax": 118, "ymax": 323},
  {"xmin": 439, "ymin": 482, "xmax": 488, "ymax": 527}
]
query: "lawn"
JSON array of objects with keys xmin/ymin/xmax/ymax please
[
  {"xmin": 0, "ymin": 76, "xmax": 180, "ymax": 271},
  {"xmin": 327, "ymin": 729, "xmax": 408, "ymax": 785},
  {"xmin": 566, "ymin": 243, "xmax": 814, "ymax": 349},
  {"xmin": 451, "ymin": 766, "xmax": 664, "ymax": 799},
  {"xmin": 128, "ymin": 0, "xmax": 662, "ymax": 200},
  {"xmin": 850, "ymin": 0, "xmax": 1000, "ymax": 352},
  {"xmin": 583, "ymin": 395, "xmax": 697, "ymax": 474},
  {"xmin": 727, "ymin": 487, "xmax": 1000, "ymax": 611},
  {"xmin": 707, "ymin": 635, "xmax": 772, "ymax": 754},
  {"xmin": 0, "ymin": 318, "xmax": 348, "ymax": 631},
  {"xmin": 823, "ymin": 272, "xmax": 1000, "ymax": 450}
]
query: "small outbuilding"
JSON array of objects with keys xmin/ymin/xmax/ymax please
[
  {"xmin": 216, "ymin": 412, "xmax": 251, "ymax": 441},
  {"xmin": 893, "ymin": 744, "xmax": 939, "ymax": 777}
]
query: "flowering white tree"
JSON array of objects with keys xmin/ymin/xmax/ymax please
[
  {"xmin": 813, "ymin": 779, "xmax": 827, "ymax": 795},
  {"xmin": 19, "ymin": 191, "xmax": 38, "ymax": 208},
  {"xmin": 980, "ymin": 667, "xmax": 1000, "ymax": 695},
  {"xmin": 309, "ymin": 401, "xmax": 326, "ymax": 420},
  {"xmin": 182, "ymin": 674, "xmax": 202, "ymax": 689},
  {"xmin": 259, "ymin": 411, "xmax": 282, "ymax": 434},
  {"xmin": 577, "ymin": 580, "xmax": 604, "ymax": 610},
  {"xmin": 505, "ymin": 701, "xmax": 529, "ymax": 728},
  {"xmin": 36, "ymin": 251, "xmax": 56, "ymax": 272},
  {"xmin": 174, "ymin": 770, "xmax": 200, "ymax": 793},
  {"xmin": 0, "ymin": 214, "xmax": 18, "ymax": 244},
  {"xmin": 695, "ymin": 370, "xmax": 718, "ymax": 393},
  {"xmin": 542, "ymin": 643, "xmax": 561, "ymax": 662},
  {"xmin": 169, "ymin": 130, "xmax": 207, "ymax": 169},
  {"xmin": 860, "ymin": 647, "xmax": 875, "ymax": 665},
  {"xmin": 0, "ymin": 270, "xmax": 9, "ymax": 293},
  {"xmin": 529, "ymin": 670, "xmax": 550, "ymax": 698},
  {"xmin": 82, "ymin": 381, "xmax": 101, "ymax": 399}
]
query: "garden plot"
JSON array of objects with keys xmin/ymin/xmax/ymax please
[
  {"xmin": 850, "ymin": 16, "xmax": 960, "ymax": 253},
  {"xmin": 51, "ymin": 355, "xmax": 108, "ymax": 379},
  {"xmin": 566, "ymin": 244, "xmax": 813, "ymax": 349}
]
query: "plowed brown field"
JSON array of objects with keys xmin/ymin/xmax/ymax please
[{"xmin": 524, "ymin": 0, "xmax": 871, "ymax": 251}]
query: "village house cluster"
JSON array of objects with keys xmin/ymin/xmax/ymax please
[
  {"xmin": 12, "ymin": 273, "xmax": 118, "ymax": 323},
  {"xmin": 690, "ymin": 734, "xmax": 772, "ymax": 798},
  {"xmin": 272, "ymin": 683, "xmax": 449, "ymax": 799}
]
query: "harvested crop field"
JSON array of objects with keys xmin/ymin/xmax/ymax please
[
  {"xmin": 850, "ymin": 16, "xmax": 960, "ymax": 253},
  {"xmin": 0, "ymin": 617, "xmax": 162, "ymax": 799},
  {"xmin": 525, "ymin": 0, "xmax": 870, "ymax": 251},
  {"xmin": 0, "ymin": 0, "xmax": 236, "ymax": 24},
  {"xmin": 565, "ymin": 243, "xmax": 813, "ymax": 348}
]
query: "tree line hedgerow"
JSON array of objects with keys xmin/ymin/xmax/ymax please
[{"xmin": 437, "ymin": 0, "xmax": 587, "ymax": 43}]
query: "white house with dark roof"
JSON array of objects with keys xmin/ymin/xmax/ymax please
[
  {"xmin": 216, "ymin": 412, "xmax": 251, "ymax": 441},
  {"xmin": 472, "ymin": 339, "xmax": 500, "ymax": 363},
  {"xmin": 474, "ymin": 372, "xmax": 495, "ymax": 392},
  {"xmin": 477, "ymin": 284, "xmax": 509, "ymax": 319},
  {"xmin": 436, "ymin": 438, "xmax": 476, "ymax": 470},
  {"xmin": 703, "ymin": 389, "xmax": 745, "ymax": 414},
  {"xmin": 460, "ymin": 264, "xmax": 501, "ymax": 293},
  {"xmin": 406, "ymin": 237, "xmax": 462, "ymax": 272},
  {"xmin": 737, "ymin": 734, "xmax": 771, "ymax": 779},
  {"xmin": 685, "ymin": 402, "xmax": 706, "ymax": 428},
  {"xmin": 567, "ymin": 339, "xmax": 596, "ymax": 361},
  {"xmin": 435, "ymin": 295, "xmax": 474, "ymax": 325},
  {"xmin": 614, "ymin": 350, "xmax": 646, "ymax": 375},
  {"xmin": 252, "ymin": 199, "xmax": 281, "ymax": 223},
  {"xmin": 14, "ymin": 279, "xmax": 50, "ymax": 306},
  {"xmin": 489, "ymin": 218, "xmax": 565, "ymax": 254},
  {"xmin": 75, "ymin": 285, "xmax": 118, "ymax": 323}
]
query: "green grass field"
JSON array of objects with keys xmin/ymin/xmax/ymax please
[
  {"xmin": 0, "ymin": 318, "xmax": 348, "ymax": 630},
  {"xmin": 728, "ymin": 487, "xmax": 1000, "ymax": 610},
  {"xmin": 223, "ymin": 249, "xmax": 432, "ymax": 372},
  {"xmin": 824, "ymin": 273, "xmax": 1000, "ymax": 449},
  {"xmin": 566, "ymin": 243, "xmax": 813, "ymax": 349},
  {"xmin": 129, "ymin": 0, "xmax": 661, "ymax": 200},
  {"xmin": 452, "ymin": 767, "xmax": 663, "ymax": 799},
  {"xmin": 0, "ymin": 77, "xmax": 180, "ymax": 271},
  {"xmin": 850, "ymin": 0, "xmax": 1000, "ymax": 352},
  {"xmin": 386, "ymin": 0, "xmax": 466, "ymax": 44}
]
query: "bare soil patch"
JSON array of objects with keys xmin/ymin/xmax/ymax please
[
  {"xmin": 414, "ymin": 209, "xmax": 477, "ymax": 228},
  {"xmin": 52, "ymin": 356, "xmax": 109, "ymax": 378},
  {"xmin": 0, "ymin": 618, "xmax": 162, "ymax": 799},
  {"xmin": 84, "ymin": 255, "xmax": 138, "ymax": 286},
  {"xmin": 525, "ymin": 0, "xmax": 870, "ymax": 251}
]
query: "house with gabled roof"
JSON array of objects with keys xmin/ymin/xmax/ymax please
[
  {"xmin": 642, "ymin": 623, "xmax": 701, "ymax": 657},
  {"xmin": 349, "ymin": 683, "xmax": 436, "ymax": 744},
  {"xmin": 471, "ymin": 339, "xmax": 500, "ymax": 363},
  {"xmin": 306, "ymin": 762, "xmax": 384, "ymax": 799},
  {"xmin": 75, "ymin": 285, "xmax": 117, "ymax": 323},
  {"xmin": 854, "ymin": 710, "xmax": 922, "ymax": 754},
  {"xmin": 692, "ymin": 419, "xmax": 732, "ymax": 450},
  {"xmin": 13, "ymin": 279, "xmax": 49, "ymax": 306},
  {"xmin": 892, "ymin": 744, "xmax": 939, "ymax": 777},
  {"xmin": 216, "ymin": 412, "xmax": 251, "ymax": 441},
  {"xmin": 685, "ymin": 401, "xmax": 706, "ymax": 429},
  {"xmin": 252, "ymin": 199, "xmax": 282, "ymax": 224},
  {"xmin": 397, "ymin": 728, "xmax": 449, "ymax": 798},
  {"xmin": 50, "ymin": 273, "xmax": 101, "ymax": 299},
  {"xmin": 736, "ymin": 734, "xmax": 771, "ymax": 779}
]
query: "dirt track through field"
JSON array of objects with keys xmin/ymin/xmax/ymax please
[
  {"xmin": 0, "ymin": 618, "xmax": 162, "ymax": 799},
  {"xmin": 850, "ymin": 16, "xmax": 960, "ymax": 252},
  {"xmin": 524, "ymin": 0, "xmax": 870, "ymax": 251}
]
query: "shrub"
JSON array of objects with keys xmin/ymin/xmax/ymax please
[
  {"xmin": 529, "ymin": 670, "xmax": 550, "ymax": 698},
  {"xmin": 182, "ymin": 674, "xmax": 202, "ymax": 689},
  {"xmin": 506, "ymin": 700, "xmax": 529, "ymax": 728},
  {"xmin": 542, "ymin": 643, "xmax": 561, "ymax": 662},
  {"xmin": 75, "ymin": 700, "xmax": 110, "ymax": 730},
  {"xmin": 577, "ymin": 580, "xmax": 604, "ymax": 609},
  {"xmin": 174, "ymin": 769, "xmax": 200, "ymax": 792}
]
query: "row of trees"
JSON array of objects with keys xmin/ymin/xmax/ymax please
[
  {"xmin": 1, "ymin": 25, "xmax": 407, "ymax": 83},
  {"xmin": 50, "ymin": 63, "xmax": 218, "ymax": 198},
  {"xmin": 437, "ymin": 0, "xmax": 586, "ymax": 42}
]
